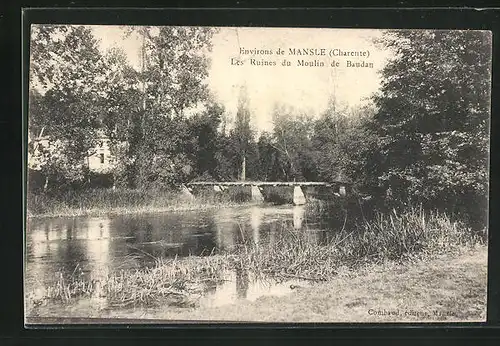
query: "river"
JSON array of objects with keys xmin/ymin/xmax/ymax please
[{"xmin": 25, "ymin": 204, "xmax": 346, "ymax": 316}]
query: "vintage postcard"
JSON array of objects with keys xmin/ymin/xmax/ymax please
[{"xmin": 24, "ymin": 25, "xmax": 491, "ymax": 324}]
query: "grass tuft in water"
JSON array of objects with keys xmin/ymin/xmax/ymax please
[{"xmin": 30, "ymin": 255, "xmax": 236, "ymax": 309}]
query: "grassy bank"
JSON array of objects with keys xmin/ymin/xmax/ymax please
[
  {"xmin": 26, "ymin": 188, "xmax": 259, "ymax": 218},
  {"xmin": 25, "ymin": 207, "xmax": 486, "ymax": 315},
  {"xmin": 109, "ymin": 245, "xmax": 485, "ymax": 323}
]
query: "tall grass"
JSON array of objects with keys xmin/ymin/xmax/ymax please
[
  {"xmin": 233, "ymin": 206, "xmax": 485, "ymax": 281},
  {"xmin": 27, "ymin": 187, "xmax": 257, "ymax": 217}
]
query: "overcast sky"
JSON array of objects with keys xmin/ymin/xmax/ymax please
[{"xmin": 91, "ymin": 26, "xmax": 391, "ymax": 132}]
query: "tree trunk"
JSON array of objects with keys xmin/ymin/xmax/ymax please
[
  {"xmin": 87, "ymin": 156, "xmax": 91, "ymax": 185},
  {"xmin": 241, "ymin": 155, "xmax": 246, "ymax": 181}
]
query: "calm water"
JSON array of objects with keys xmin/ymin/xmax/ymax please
[{"xmin": 25, "ymin": 204, "xmax": 343, "ymax": 309}]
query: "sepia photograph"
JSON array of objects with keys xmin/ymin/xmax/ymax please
[{"xmin": 24, "ymin": 25, "xmax": 491, "ymax": 324}]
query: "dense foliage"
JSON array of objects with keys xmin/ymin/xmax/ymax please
[
  {"xmin": 29, "ymin": 25, "xmax": 106, "ymax": 186},
  {"xmin": 28, "ymin": 26, "xmax": 491, "ymax": 228},
  {"xmin": 372, "ymin": 30, "xmax": 491, "ymax": 226}
]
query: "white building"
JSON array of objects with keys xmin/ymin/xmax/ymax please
[
  {"xmin": 28, "ymin": 131, "xmax": 118, "ymax": 174},
  {"xmin": 86, "ymin": 135, "xmax": 115, "ymax": 174}
]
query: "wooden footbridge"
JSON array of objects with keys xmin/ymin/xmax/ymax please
[{"xmin": 182, "ymin": 180, "xmax": 351, "ymax": 205}]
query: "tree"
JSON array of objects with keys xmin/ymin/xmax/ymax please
[
  {"xmin": 28, "ymin": 25, "xmax": 107, "ymax": 190},
  {"xmin": 187, "ymin": 101, "xmax": 225, "ymax": 178},
  {"xmin": 311, "ymin": 98, "xmax": 350, "ymax": 182},
  {"xmin": 99, "ymin": 47, "xmax": 143, "ymax": 188},
  {"xmin": 125, "ymin": 26, "xmax": 217, "ymax": 188},
  {"xmin": 214, "ymin": 133, "xmax": 240, "ymax": 181},
  {"xmin": 311, "ymin": 100, "xmax": 380, "ymax": 193},
  {"xmin": 373, "ymin": 30, "xmax": 491, "ymax": 226},
  {"xmin": 232, "ymin": 85, "xmax": 254, "ymax": 180},
  {"xmin": 256, "ymin": 132, "xmax": 282, "ymax": 181},
  {"xmin": 271, "ymin": 104, "xmax": 316, "ymax": 181}
]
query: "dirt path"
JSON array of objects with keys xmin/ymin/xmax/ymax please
[{"xmin": 26, "ymin": 246, "xmax": 488, "ymax": 324}]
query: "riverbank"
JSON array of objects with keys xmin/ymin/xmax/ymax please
[
  {"xmin": 26, "ymin": 245, "xmax": 487, "ymax": 323},
  {"xmin": 25, "ymin": 207, "xmax": 486, "ymax": 322},
  {"xmin": 180, "ymin": 245, "xmax": 486, "ymax": 323},
  {"xmin": 26, "ymin": 188, "xmax": 260, "ymax": 218},
  {"xmin": 27, "ymin": 201, "xmax": 256, "ymax": 218}
]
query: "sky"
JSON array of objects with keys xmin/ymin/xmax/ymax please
[{"xmin": 91, "ymin": 26, "xmax": 392, "ymax": 132}]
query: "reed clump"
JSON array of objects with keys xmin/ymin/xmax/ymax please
[
  {"xmin": 233, "ymin": 206, "xmax": 485, "ymax": 281},
  {"xmin": 32, "ymin": 255, "xmax": 235, "ymax": 309}
]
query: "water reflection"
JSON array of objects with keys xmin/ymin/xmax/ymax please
[
  {"xmin": 213, "ymin": 208, "xmax": 237, "ymax": 252},
  {"xmin": 250, "ymin": 206, "xmax": 262, "ymax": 246},
  {"xmin": 85, "ymin": 219, "xmax": 110, "ymax": 278},
  {"xmin": 26, "ymin": 204, "xmax": 341, "ymax": 306},
  {"xmin": 235, "ymin": 266, "xmax": 250, "ymax": 299},
  {"xmin": 293, "ymin": 206, "xmax": 305, "ymax": 230},
  {"xmin": 198, "ymin": 268, "xmax": 311, "ymax": 308}
]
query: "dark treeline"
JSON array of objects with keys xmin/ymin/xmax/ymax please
[{"xmin": 28, "ymin": 26, "xmax": 490, "ymax": 228}]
